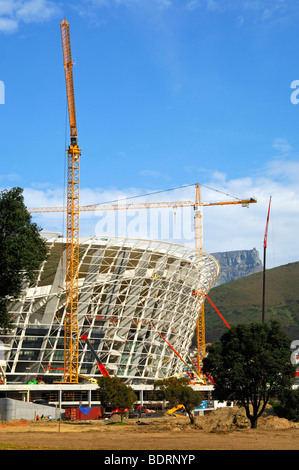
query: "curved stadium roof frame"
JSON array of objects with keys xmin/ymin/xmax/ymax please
[{"xmin": 2, "ymin": 235, "xmax": 220, "ymax": 384}]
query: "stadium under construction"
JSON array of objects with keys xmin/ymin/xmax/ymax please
[
  {"xmin": 0, "ymin": 234, "xmax": 220, "ymax": 410},
  {"xmin": 0, "ymin": 19, "xmax": 253, "ymax": 415}
]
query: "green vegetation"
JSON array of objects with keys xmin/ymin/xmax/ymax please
[
  {"xmin": 203, "ymin": 321, "xmax": 296, "ymax": 429},
  {"xmin": 0, "ymin": 187, "xmax": 48, "ymax": 331},
  {"xmin": 203, "ymin": 262, "xmax": 299, "ymax": 343},
  {"xmin": 97, "ymin": 375, "xmax": 137, "ymax": 422},
  {"xmin": 154, "ymin": 377, "xmax": 202, "ymax": 425},
  {"xmin": 274, "ymin": 388, "xmax": 299, "ymax": 422}
]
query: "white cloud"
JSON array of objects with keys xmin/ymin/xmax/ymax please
[
  {"xmin": 0, "ymin": 0, "xmax": 60, "ymax": 33},
  {"xmin": 0, "ymin": 16, "xmax": 17, "ymax": 32},
  {"xmin": 87, "ymin": 0, "xmax": 171, "ymax": 8},
  {"xmin": 140, "ymin": 170, "xmax": 162, "ymax": 178},
  {"xmin": 157, "ymin": 0, "xmax": 172, "ymax": 8},
  {"xmin": 272, "ymin": 137, "xmax": 292, "ymax": 155},
  {"xmin": 71, "ymin": 0, "xmax": 297, "ymax": 22},
  {"xmin": 140, "ymin": 169, "xmax": 171, "ymax": 180},
  {"xmin": 186, "ymin": 1, "xmax": 200, "ymax": 11},
  {"xmin": 0, "ymin": 172, "xmax": 20, "ymax": 181},
  {"xmin": 24, "ymin": 155, "xmax": 299, "ymax": 269},
  {"xmin": 183, "ymin": 0, "xmax": 292, "ymax": 22},
  {"xmin": 0, "ymin": 0, "xmax": 15, "ymax": 15},
  {"xmin": 16, "ymin": 0, "xmax": 58, "ymax": 22},
  {"xmin": 200, "ymin": 158, "xmax": 299, "ymax": 268}
]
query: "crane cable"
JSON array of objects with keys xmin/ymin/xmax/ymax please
[{"xmin": 86, "ymin": 183, "xmax": 244, "ymax": 208}]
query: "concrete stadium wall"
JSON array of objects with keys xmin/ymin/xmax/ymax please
[{"xmin": 0, "ymin": 398, "xmax": 60, "ymax": 421}]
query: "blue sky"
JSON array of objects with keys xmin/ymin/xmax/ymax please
[{"xmin": 1, "ymin": 0, "xmax": 299, "ymax": 269}]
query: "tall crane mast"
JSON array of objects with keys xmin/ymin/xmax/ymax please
[
  {"xmin": 193, "ymin": 184, "xmax": 205, "ymax": 375},
  {"xmin": 60, "ymin": 19, "xmax": 81, "ymax": 384}
]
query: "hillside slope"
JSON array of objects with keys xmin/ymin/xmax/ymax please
[{"xmin": 203, "ymin": 261, "xmax": 299, "ymax": 343}]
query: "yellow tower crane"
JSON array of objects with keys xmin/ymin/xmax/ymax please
[
  {"xmin": 29, "ymin": 189, "xmax": 256, "ymax": 218},
  {"xmin": 30, "ymin": 184, "xmax": 256, "ymax": 379},
  {"xmin": 60, "ymin": 19, "xmax": 81, "ymax": 384},
  {"xmin": 193, "ymin": 184, "xmax": 258, "ymax": 376}
]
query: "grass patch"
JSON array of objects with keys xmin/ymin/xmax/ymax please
[{"xmin": 106, "ymin": 421, "xmax": 128, "ymax": 425}]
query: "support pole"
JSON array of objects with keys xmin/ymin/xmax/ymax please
[{"xmin": 262, "ymin": 196, "xmax": 271, "ymax": 323}]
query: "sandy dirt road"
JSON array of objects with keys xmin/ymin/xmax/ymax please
[{"xmin": 0, "ymin": 407, "xmax": 298, "ymax": 451}]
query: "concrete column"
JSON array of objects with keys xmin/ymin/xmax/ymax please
[{"xmin": 58, "ymin": 389, "xmax": 62, "ymax": 410}]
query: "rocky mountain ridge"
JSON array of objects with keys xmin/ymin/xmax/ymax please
[{"xmin": 211, "ymin": 248, "xmax": 263, "ymax": 286}]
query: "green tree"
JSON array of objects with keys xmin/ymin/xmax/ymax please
[
  {"xmin": 202, "ymin": 321, "xmax": 296, "ymax": 428},
  {"xmin": 274, "ymin": 388, "xmax": 299, "ymax": 422},
  {"xmin": 0, "ymin": 187, "xmax": 48, "ymax": 331},
  {"xmin": 97, "ymin": 375, "xmax": 137, "ymax": 422},
  {"xmin": 155, "ymin": 377, "xmax": 202, "ymax": 424}
]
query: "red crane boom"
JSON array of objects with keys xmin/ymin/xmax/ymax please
[{"xmin": 262, "ymin": 196, "xmax": 272, "ymax": 322}]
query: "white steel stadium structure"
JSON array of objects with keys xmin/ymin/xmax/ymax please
[{"xmin": 1, "ymin": 235, "xmax": 220, "ymax": 384}]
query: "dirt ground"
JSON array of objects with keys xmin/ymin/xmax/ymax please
[{"xmin": 0, "ymin": 406, "xmax": 298, "ymax": 451}]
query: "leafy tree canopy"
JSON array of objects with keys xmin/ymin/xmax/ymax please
[
  {"xmin": 202, "ymin": 321, "xmax": 296, "ymax": 428},
  {"xmin": 0, "ymin": 187, "xmax": 48, "ymax": 330},
  {"xmin": 274, "ymin": 388, "xmax": 299, "ymax": 422},
  {"xmin": 155, "ymin": 377, "xmax": 202, "ymax": 424},
  {"xmin": 97, "ymin": 375, "xmax": 137, "ymax": 422}
]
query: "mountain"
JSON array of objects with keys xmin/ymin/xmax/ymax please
[
  {"xmin": 203, "ymin": 261, "xmax": 299, "ymax": 343},
  {"xmin": 211, "ymin": 248, "xmax": 263, "ymax": 286}
]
